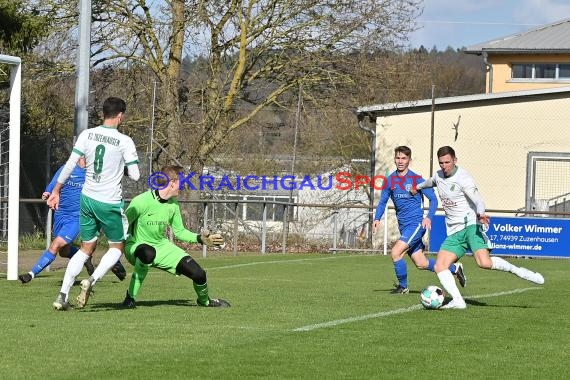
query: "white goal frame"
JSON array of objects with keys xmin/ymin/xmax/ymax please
[{"xmin": 0, "ymin": 54, "xmax": 21, "ymax": 280}]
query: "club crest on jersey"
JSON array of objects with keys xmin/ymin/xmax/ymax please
[
  {"xmin": 450, "ymin": 184, "xmax": 456, "ymax": 191},
  {"xmin": 405, "ymin": 183, "xmax": 412, "ymax": 192}
]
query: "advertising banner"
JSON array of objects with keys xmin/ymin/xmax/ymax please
[{"xmin": 430, "ymin": 215, "xmax": 570, "ymax": 258}]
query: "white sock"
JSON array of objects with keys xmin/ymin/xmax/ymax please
[
  {"xmin": 437, "ymin": 269, "xmax": 464, "ymax": 302},
  {"xmin": 491, "ymin": 256, "xmax": 515, "ymax": 272},
  {"xmin": 91, "ymin": 247, "xmax": 122, "ymax": 285},
  {"xmin": 60, "ymin": 250, "xmax": 90, "ymax": 300}
]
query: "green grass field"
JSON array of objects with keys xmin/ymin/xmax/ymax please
[{"xmin": 1, "ymin": 253, "xmax": 569, "ymax": 380}]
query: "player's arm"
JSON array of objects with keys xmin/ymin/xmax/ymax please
[
  {"xmin": 170, "ymin": 201, "xmax": 224, "ymax": 246},
  {"xmin": 461, "ymin": 179, "xmax": 488, "ymax": 224},
  {"xmin": 372, "ymin": 187, "xmax": 391, "ymax": 233},
  {"xmin": 126, "ymin": 163, "xmax": 140, "ymax": 181},
  {"xmin": 170, "ymin": 201, "xmax": 200, "ymax": 243},
  {"xmin": 463, "ymin": 186, "xmax": 486, "ymax": 215},
  {"xmin": 123, "ymin": 138, "xmax": 140, "ymax": 181},
  {"xmin": 47, "ymin": 151, "xmax": 82, "ymax": 209},
  {"xmin": 416, "ymin": 174, "xmax": 436, "ymax": 190},
  {"xmin": 420, "ymin": 185, "xmax": 438, "ymax": 230},
  {"xmin": 43, "ymin": 165, "xmax": 64, "ymax": 199}
]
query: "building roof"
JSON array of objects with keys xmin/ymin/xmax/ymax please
[
  {"xmin": 464, "ymin": 18, "xmax": 570, "ymax": 54},
  {"xmin": 357, "ymin": 87, "xmax": 570, "ymax": 117}
]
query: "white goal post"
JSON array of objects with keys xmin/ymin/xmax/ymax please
[{"xmin": 0, "ymin": 54, "xmax": 21, "ymax": 280}]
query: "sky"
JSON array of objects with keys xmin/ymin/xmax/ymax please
[{"xmin": 409, "ymin": 0, "xmax": 570, "ymax": 49}]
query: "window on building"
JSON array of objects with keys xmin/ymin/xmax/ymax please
[
  {"xmin": 512, "ymin": 64, "xmax": 533, "ymax": 78},
  {"xmin": 559, "ymin": 64, "xmax": 570, "ymax": 78},
  {"xmin": 535, "ymin": 64, "xmax": 556, "ymax": 79},
  {"xmin": 512, "ymin": 63, "xmax": 570, "ymax": 79}
]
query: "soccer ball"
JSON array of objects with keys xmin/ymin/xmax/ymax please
[{"xmin": 420, "ymin": 285, "xmax": 445, "ymax": 309}]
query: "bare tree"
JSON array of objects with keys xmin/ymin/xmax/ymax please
[{"xmin": 40, "ymin": 0, "xmax": 421, "ymax": 171}]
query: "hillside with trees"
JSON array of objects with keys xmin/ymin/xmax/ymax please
[{"xmin": 1, "ymin": 0, "xmax": 485, "ymax": 231}]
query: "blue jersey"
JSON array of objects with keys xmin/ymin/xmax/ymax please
[
  {"xmin": 374, "ymin": 169, "xmax": 438, "ymax": 228},
  {"xmin": 45, "ymin": 164, "xmax": 85, "ymax": 216}
]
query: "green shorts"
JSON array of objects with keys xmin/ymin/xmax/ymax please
[
  {"xmin": 80, "ymin": 195, "xmax": 128, "ymax": 243},
  {"xmin": 440, "ymin": 224, "xmax": 491, "ymax": 259},
  {"xmin": 125, "ymin": 239, "xmax": 188, "ymax": 274}
]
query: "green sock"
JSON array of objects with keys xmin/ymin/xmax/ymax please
[{"xmin": 194, "ymin": 282, "xmax": 209, "ymax": 305}]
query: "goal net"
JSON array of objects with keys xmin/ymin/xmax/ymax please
[{"xmin": 0, "ymin": 54, "xmax": 21, "ymax": 280}]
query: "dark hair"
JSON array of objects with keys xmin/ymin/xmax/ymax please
[
  {"xmin": 394, "ymin": 146, "xmax": 412, "ymax": 158},
  {"xmin": 102, "ymin": 97, "xmax": 127, "ymax": 118},
  {"xmin": 437, "ymin": 146, "xmax": 456, "ymax": 158},
  {"xmin": 157, "ymin": 165, "xmax": 184, "ymax": 186}
]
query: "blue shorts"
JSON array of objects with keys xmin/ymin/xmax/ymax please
[
  {"xmin": 53, "ymin": 212, "xmax": 80, "ymax": 244},
  {"xmin": 399, "ymin": 223, "xmax": 426, "ymax": 255}
]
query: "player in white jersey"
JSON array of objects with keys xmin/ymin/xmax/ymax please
[
  {"xmin": 412, "ymin": 146, "xmax": 544, "ymax": 309},
  {"xmin": 47, "ymin": 97, "xmax": 141, "ymax": 310}
]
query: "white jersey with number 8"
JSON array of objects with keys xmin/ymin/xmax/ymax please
[{"xmin": 72, "ymin": 125, "xmax": 139, "ymax": 203}]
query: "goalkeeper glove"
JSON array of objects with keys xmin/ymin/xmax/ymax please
[{"xmin": 199, "ymin": 230, "xmax": 225, "ymax": 247}]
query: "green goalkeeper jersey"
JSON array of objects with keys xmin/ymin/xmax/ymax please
[{"xmin": 125, "ymin": 190, "xmax": 199, "ymax": 244}]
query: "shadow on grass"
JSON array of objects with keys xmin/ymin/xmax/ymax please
[
  {"xmin": 465, "ymin": 298, "xmax": 531, "ymax": 308},
  {"xmin": 54, "ymin": 279, "xmax": 125, "ymax": 287},
  {"xmin": 372, "ymin": 288, "xmax": 421, "ymax": 295},
  {"xmin": 82, "ymin": 299, "xmax": 195, "ymax": 312}
]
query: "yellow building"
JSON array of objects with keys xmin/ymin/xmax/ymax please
[
  {"xmin": 358, "ymin": 89, "xmax": 570, "ymax": 213},
  {"xmin": 465, "ymin": 18, "xmax": 570, "ymax": 93},
  {"xmin": 357, "ymin": 19, "xmax": 570, "ymax": 217}
]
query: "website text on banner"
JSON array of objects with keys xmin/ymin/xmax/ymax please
[{"xmin": 430, "ymin": 215, "xmax": 570, "ymax": 258}]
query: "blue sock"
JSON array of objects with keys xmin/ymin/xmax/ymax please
[
  {"xmin": 427, "ymin": 258, "xmax": 436, "ymax": 272},
  {"xmin": 31, "ymin": 251, "xmax": 57, "ymax": 276},
  {"xmin": 393, "ymin": 259, "xmax": 408, "ymax": 288},
  {"xmin": 449, "ymin": 263, "xmax": 457, "ymax": 274},
  {"xmin": 68, "ymin": 245, "xmax": 79, "ymax": 258}
]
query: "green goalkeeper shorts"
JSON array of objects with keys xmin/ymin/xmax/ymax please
[{"xmin": 125, "ymin": 239, "xmax": 188, "ymax": 274}]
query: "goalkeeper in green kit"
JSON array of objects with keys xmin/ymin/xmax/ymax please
[{"xmin": 121, "ymin": 165, "xmax": 230, "ymax": 308}]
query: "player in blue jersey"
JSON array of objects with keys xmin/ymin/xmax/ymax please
[
  {"xmin": 19, "ymin": 158, "xmax": 92, "ymax": 283},
  {"xmin": 19, "ymin": 157, "xmax": 127, "ymax": 283},
  {"xmin": 372, "ymin": 146, "xmax": 466, "ymax": 293}
]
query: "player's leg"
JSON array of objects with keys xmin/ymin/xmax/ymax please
[
  {"xmin": 469, "ymin": 226, "xmax": 544, "ymax": 284},
  {"xmin": 410, "ymin": 247, "xmax": 462, "ymax": 281},
  {"xmin": 123, "ymin": 252, "xmax": 150, "ymax": 308},
  {"xmin": 54, "ymin": 196, "xmax": 100, "ymax": 310},
  {"xmin": 77, "ymin": 199, "xmax": 127, "ymax": 307},
  {"xmin": 21, "ymin": 214, "xmax": 77, "ymax": 283},
  {"xmin": 391, "ymin": 223, "xmax": 427, "ymax": 293},
  {"xmin": 176, "ymin": 256, "xmax": 230, "ymax": 307},
  {"xmin": 110, "ymin": 259, "xmax": 128, "ymax": 281},
  {"xmin": 53, "ymin": 239, "xmax": 96, "ymax": 310},
  {"xmin": 53, "ymin": 205, "xmax": 98, "ymax": 310},
  {"xmin": 389, "ymin": 240, "xmax": 410, "ymax": 294},
  {"xmin": 54, "ymin": 215, "xmax": 94, "ymax": 275},
  {"xmin": 435, "ymin": 231, "xmax": 467, "ymax": 309},
  {"xmin": 407, "ymin": 226, "xmax": 462, "ymax": 281},
  {"xmin": 118, "ymin": 241, "xmax": 146, "ymax": 308},
  {"xmin": 150, "ymin": 242, "xmax": 230, "ymax": 307},
  {"xmin": 20, "ymin": 237, "xmax": 66, "ymax": 283}
]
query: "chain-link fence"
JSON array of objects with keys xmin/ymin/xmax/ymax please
[
  {"xmin": 11, "ymin": 87, "xmax": 570, "ymax": 259},
  {"xmin": 526, "ymin": 152, "xmax": 570, "ymax": 215}
]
